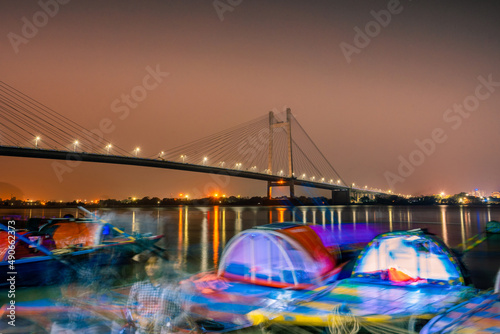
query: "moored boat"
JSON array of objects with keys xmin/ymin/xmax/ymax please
[
  {"xmin": 420, "ymin": 268, "xmax": 500, "ymax": 333},
  {"xmin": 183, "ymin": 222, "xmax": 359, "ymax": 332},
  {"xmin": 0, "ymin": 217, "xmax": 162, "ymax": 287},
  {"xmin": 247, "ymin": 229, "xmax": 477, "ymax": 333}
]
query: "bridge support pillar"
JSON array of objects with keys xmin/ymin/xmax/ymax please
[
  {"xmin": 332, "ymin": 189, "xmax": 351, "ymax": 205},
  {"xmin": 268, "ymin": 180, "xmax": 295, "ymax": 199}
]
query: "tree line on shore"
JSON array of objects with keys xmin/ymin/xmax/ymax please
[{"xmin": 1, "ymin": 192, "xmax": 499, "ymax": 207}]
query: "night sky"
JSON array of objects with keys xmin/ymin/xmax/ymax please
[{"xmin": 1, "ymin": 0, "xmax": 499, "ymax": 201}]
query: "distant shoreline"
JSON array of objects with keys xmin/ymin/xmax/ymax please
[{"xmin": 2, "ymin": 192, "xmax": 499, "ymax": 208}]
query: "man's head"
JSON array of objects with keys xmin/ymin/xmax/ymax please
[{"xmin": 145, "ymin": 255, "xmax": 164, "ymax": 279}]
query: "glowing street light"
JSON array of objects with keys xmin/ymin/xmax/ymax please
[
  {"xmin": 203, "ymin": 156, "xmax": 208, "ymax": 165},
  {"xmin": 134, "ymin": 147, "xmax": 140, "ymax": 157},
  {"xmin": 219, "ymin": 161, "xmax": 225, "ymax": 167},
  {"xmin": 158, "ymin": 151, "xmax": 165, "ymax": 159},
  {"xmin": 235, "ymin": 163, "xmax": 242, "ymax": 170},
  {"xmin": 321, "ymin": 178, "xmax": 325, "ymax": 182},
  {"xmin": 311, "ymin": 176, "xmax": 315, "ymax": 181},
  {"xmin": 106, "ymin": 144, "xmax": 112, "ymax": 154},
  {"xmin": 302, "ymin": 173, "xmax": 306, "ymax": 179},
  {"xmin": 73, "ymin": 140, "xmax": 79, "ymax": 152},
  {"xmin": 181, "ymin": 155, "xmax": 186, "ymax": 163},
  {"xmin": 35, "ymin": 136, "xmax": 40, "ymax": 148}
]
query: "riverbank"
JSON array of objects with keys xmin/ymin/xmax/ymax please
[{"xmin": 2, "ymin": 194, "xmax": 500, "ymax": 209}]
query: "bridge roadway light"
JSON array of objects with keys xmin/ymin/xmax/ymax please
[
  {"xmin": 73, "ymin": 140, "xmax": 79, "ymax": 152},
  {"xmin": 159, "ymin": 151, "xmax": 165, "ymax": 159},
  {"xmin": 181, "ymin": 155, "xmax": 186, "ymax": 163},
  {"xmin": 35, "ymin": 136, "xmax": 40, "ymax": 148},
  {"xmin": 235, "ymin": 163, "xmax": 242, "ymax": 170},
  {"xmin": 321, "ymin": 178, "xmax": 325, "ymax": 183},
  {"xmin": 203, "ymin": 156, "xmax": 208, "ymax": 165},
  {"xmin": 302, "ymin": 173, "xmax": 306, "ymax": 179},
  {"xmin": 134, "ymin": 147, "xmax": 140, "ymax": 157},
  {"xmin": 106, "ymin": 144, "xmax": 112, "ymax": 154}
]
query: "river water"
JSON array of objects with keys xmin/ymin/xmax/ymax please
[{"xmin": 2, "ymin": 205, "xmax": 500, "ymax": 290}]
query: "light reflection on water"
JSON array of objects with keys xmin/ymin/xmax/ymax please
[{"xmin": 2, "ymin": 205, "xmax": 499, "ymax": 288}]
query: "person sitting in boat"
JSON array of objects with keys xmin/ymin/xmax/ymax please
[{"xmin": 126, "ymin": 252, "xmax": 193, "ymax": 334}]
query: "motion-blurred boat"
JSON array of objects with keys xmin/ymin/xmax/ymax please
[
  {"xmin": 183, "ymin": 222, "xmax": 376, "ymax": 332},
  {"xmin": 420, "ymin": 267, "xmax": 500, "ymax": 334},
  {"xmin": 0, "ymin": 217, "xmax": 162, "ymax": 286},
  {"xmin": 486, "ymin": 220, "xmax": 500, "ymax": 234},
  {"xmin": 246, "ymin": 229, "xmax": 477, "ymax": 333}
]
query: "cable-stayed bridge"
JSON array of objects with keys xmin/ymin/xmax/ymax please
[{"xmin": 0, "ymin": 81, "xmax": 387, "ymax": 204}]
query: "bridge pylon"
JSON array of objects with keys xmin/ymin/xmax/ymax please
[
  {"xmin": 332, "ymin": 188, "xmax": 351, "ymax": 205},
  {"xmin": 267, "ymin": 108, "xmax": 294, "ymax": 198}
]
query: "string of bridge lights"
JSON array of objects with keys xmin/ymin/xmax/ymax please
[{"xmin": 23, "ymin": 135, "xmax": 399, "ymax": 195}]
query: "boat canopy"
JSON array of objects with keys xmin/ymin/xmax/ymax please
[
  {"xmin": 353, "ymin": 229, "xmax": 469, "ymax": 285},
  {"xmin": 0, "ymin": 231, "xmax": 56, "ymax": 261},
  {"xmin": 217, "ymin": 223, "xmax": 338, "ymax": 288},
  {"xmin": 38, "ymin": 219, "xmax": 124, "ymax": 249}
]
